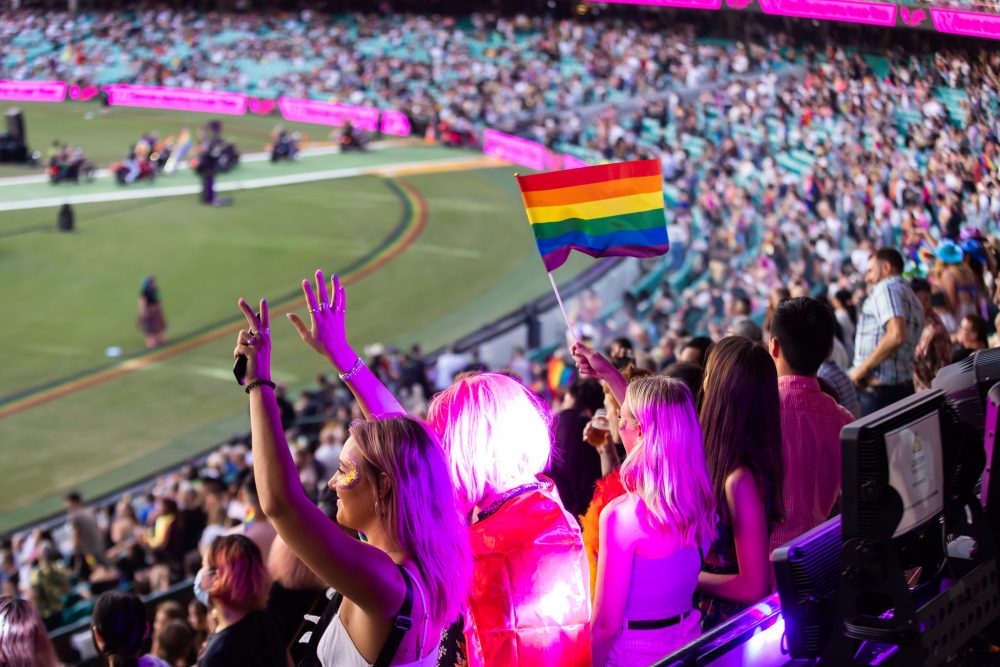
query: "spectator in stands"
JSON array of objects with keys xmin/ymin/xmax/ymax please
[
  {"xmin": 91, "ymin": 590, "xmax": 167, "ymax": 667},
  {"xmin": 678, "ymin": 336, "xmax": 713, "ymax": 367},
  {"xmin": 590, "ymin": 376, "xmax": 716, "ymax": 667},
  {"xmin": 912, "ymin": 278, "xmax": 955, "ymax": 391},
  {"xmin": 832, "ymin": 289, "xmax": 858, "ymax": 364},
  {"xmin": 107, "ymin": 496, "xmax": 143, "ymax": 564},
  {"xmin": 506, "ymin": 347, "xmax": 533, "ymax": 384},
  {"xmin": 65, "ymin": 490, "xmax": 106, "ymax": 579},
  {"xmin": 697, "ymin": 336, "xmax": 784, "ymax": 629},
  {"xmin": 0, "ymin": 596, "xmax": 61, "ymax": 667},
  {"xmin": 28, "ymin": 543, "xmax": 69, "ymax": 630},
  {"xmin": 427, "ymin": 373, "xmax": 592, "ymax": 666},
  {"xmin": 608, "ymin": 337, "xmax": 636, "ymax": 368},
  {"xmin": 548, "ymin": 377, "xmax": 607, "ymax": 517},
  {"xmin": 434, "ymin": 345, "xmax": 469, "ymax": 391},
  {"xmin": 768, "ymin": 298, "xmax": 855, "ymax": 552},
  {"xmin": 851, "ymin": 248, "xmax": 925, "ymax": 416},
  {"xmin": 953, "ymin": 314, "xmax": 990, "ymax": 363},
  {"xmin": 196, "ymin": 535, "xmax": 286, "ymax": 667},
  {"xmin": 285, "ymin": 271, "xmax": 590, "ymax": 666},
  {"xmin": 187, "ymin": 599, "xmax": 210, "ymax": 656},
  {"xmin": 818, "ymin": 351, "xmax": 861, "ymax": 419},
  {"xmin": 225, "ymin": 473, "xmax": 277, "ymax": 565},
  {"xmin": 236, "ymin": 289, "xmax": 472, "ymax": 667},
  {"xmin": 663, "ymin": 363, "xmax": 705, "ymax": 401},
  {"xmin": 152, "ymin": 620, "xmax": 194, "ymax": 667},
  {"xmin": 935, "ymin": 241, "xmax": 982, "ymax": 321},
  {"xmin": 314, "ymin": 420, "xmax": 345, "ymax": 480},
  {"xmin": 579, "ymin": 365, "xmax": 653, "ymax": 592},
  {"xmin": 152, "ymin": 600, "xmax": 185, "ymax": 639},
  {"xmin": 726, "ymin": 316, "xmax": 763, "ymax": 344}
]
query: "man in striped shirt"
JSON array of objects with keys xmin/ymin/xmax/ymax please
[
  {"xmin": 769, "ymin": 297, "xmax": 856, "ymax": 552},
  {"xmin": 850, "ymin": 248, "xmax": 924, "ymax": 416}
]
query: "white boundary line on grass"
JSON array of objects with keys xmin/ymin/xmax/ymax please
[{"xmin": 0, "ymin": 154, "xmax": 493, "ymax": 212}]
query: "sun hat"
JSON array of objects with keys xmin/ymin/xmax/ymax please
[{"xmin": 934, "ymin": 240, "xmax": 964, "ymax": 264}]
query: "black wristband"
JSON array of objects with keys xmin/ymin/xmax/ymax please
[{"xmin": 245, "ymin": 379, "xmax": 276, "ymax": 394}]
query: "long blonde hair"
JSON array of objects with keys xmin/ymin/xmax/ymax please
[
  {"xmin": 350, "ymin": 417, "xmax": 472, "ymax": 624},
  {"xmin": 426, "ymin": 373, "xmax": 552, "ymax": 510},
  {"xmin": 619, "ymin": 376, "xmax": 717, "ymax": 552}
]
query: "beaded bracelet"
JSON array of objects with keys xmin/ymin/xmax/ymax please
[
  {"xmin": 339, "ymin": 357, "xmax": 366, "ymax": 382},
  {"xmin": 245, "ymin": 379, "xmax": 276, "ymax": 394}
]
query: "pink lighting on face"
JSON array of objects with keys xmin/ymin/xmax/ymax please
[
  {"xmin": 756, "ymin": 0, "xmax": 897, "ymax": 25},
  {"xmin": 930, "ymin": 8, "xmax": 1000, "ymax": 39},
  {"xmin": 277, "ymin": 97, "xmax": 381, "ymax": 132},
  {"xmin": 103, "ymin": 85, "xmax": 248, "ymax": 114},
  {"xmin": 0, "ymin": 80, "xmax": 67, "ymax": 103}
]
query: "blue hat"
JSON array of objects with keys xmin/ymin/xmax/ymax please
[
  {"xmin": 934, "ymin": 240, "xmax": 964, "ymax": 265},
  {"xmin": 960, "ymin": 238, "xmax": 987, "ymax": 265}
]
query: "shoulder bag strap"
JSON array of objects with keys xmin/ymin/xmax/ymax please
[{"xmin": 373, "ymin": 566, "xmax": 415, "ymax": 667}]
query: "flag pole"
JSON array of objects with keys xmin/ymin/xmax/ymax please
[{"xmin": 547, "ymin": 272, "xmax": 578, "ymax": 344}]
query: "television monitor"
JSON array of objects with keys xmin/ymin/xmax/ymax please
[
  {"xmin": 841, "ymin": 390, "xmax": 947, "ymax": 574},
  {"xmin": 772, "ymin": 517, "xmax": 841, "ymax": 659}
]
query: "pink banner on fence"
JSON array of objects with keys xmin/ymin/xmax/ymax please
[
  {"xmin": 483, "ymin": 130, "xmax": 557, "ymax": 171},
  {"xmin": 248, "ymin": 98, "xmax": 277, "ymax": 115},
  {"xmin": 68, "ymin": 84, "xmax": 99, "ymax": 101},
  {"xmin": 277, "ymin": 98, "xmax": 381, "ymax": 132},
  {"xmin": 930, "ymin": 8, "xmax": 1000, "ymax": 39},
  {"xmin": 379, "ymin": 110, "xmax": 412, "ymax": 137},
  {"xmin": 586, "ymin": 0, "xmax": 721, "ymax": 9},
  {"xmin": 562, "ymin": 154, "xmax": 591, "ymax": 170},
  {"xmin": 103, "ymin": 84, "xmax": 247, "ymax": 114},
  {"xmin": 756, "ymin": 0, "xmax": 897, "ymax": 25},
  {"xmin": 0, "ymin": 80, "xmax": 67, "ymax": 103}
]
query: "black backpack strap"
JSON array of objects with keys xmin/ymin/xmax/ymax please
[
  {"xmin": 297, "ymin": 590, "xmax": 343, "ymax": 667},
  {"xmin": 373, "ymin": 566, "xmax": 415, "ymax": 667}
]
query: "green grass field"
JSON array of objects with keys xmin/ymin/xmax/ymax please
[{"xmin": 0, "ymin": 102, "xmax": 587, "ymax": 531}]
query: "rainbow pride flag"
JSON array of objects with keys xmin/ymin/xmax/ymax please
[{"xmin": 516, "ymin": 159, "xmax": 669, "ymax": 272}]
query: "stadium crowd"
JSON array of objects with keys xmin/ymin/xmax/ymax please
[
  {"xmin": 3, "ymin": 7, "xmax": 1000, "ymax": 667},
  {"xmin": 0, "ymin": 11, "xmax": 792, "ymax": 131}
]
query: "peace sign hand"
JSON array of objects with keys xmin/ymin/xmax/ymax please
[
  {"xmin": 287, "ymin": 270, "xmax": 352, "ymax": 370},
  {"xmin": 235, "ymin": 298, "xmax": 271, "ymax": 384}
]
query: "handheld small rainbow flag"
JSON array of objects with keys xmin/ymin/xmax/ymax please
[{"xmin": 516, "ymin": 159, "xmax": 669, "ymax": 272}]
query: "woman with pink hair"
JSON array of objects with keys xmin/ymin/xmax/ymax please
[
  {"xmin": 0, "ymin": 596, "xmax": 60, "ymax": 667},
  {"xmin": 571, "ymin": 346, "xmax": 716, "ymax": 665},
  {"xmin": 279, "ymin": 270, "xmax": 592, "ymax": 666}
]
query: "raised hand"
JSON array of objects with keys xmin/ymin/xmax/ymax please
[
  {"xmin": 287, "ymin": 270, "xmax": 353, "ymax": 370},
  {"xmin": 235, "ymin": 298, "xmax": 271, "ymax": 384},
  {"xmin": 571, "ymin": 341, "xmax": 628, "ymax": 407},
  {"xmin": 570, "ymin": 341, "xmax": 617, "ymax": 380}
]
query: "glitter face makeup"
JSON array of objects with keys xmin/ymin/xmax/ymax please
[{"xmin": 335, "ymin": 452, "xmax": 361, "ymax": 491}]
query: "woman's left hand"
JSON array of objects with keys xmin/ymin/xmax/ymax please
[{"xmin": 235, "ymin": 297, "xmax": 272, "ymax": 384}]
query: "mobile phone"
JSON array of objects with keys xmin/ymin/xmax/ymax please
[
  {"xmin": 233, "ymin": 355, "xmax": 248, "ymax": 386},
  {"xmin": 233, "ymin": 312, "xmax": 259, "ymax": 386}
]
